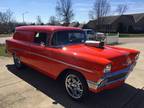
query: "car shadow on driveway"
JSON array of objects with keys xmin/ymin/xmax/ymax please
[{"xmin": 6, "ymin": 64, "xmax": 144, "ymax": 108}]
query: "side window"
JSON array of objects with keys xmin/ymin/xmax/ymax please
[
  {"xmin": 51, "ymin": 32, "xmax": 57, "ymax": 46},
  {"xmin": 51, "ymin": 31, "xmax": 85, "ymax": 46},
  {"xmin": 34, "ymin": 32, "xmax": 48, "ymax": 45},
  {"xmin": 51, "ymin": 32, "xmax": 69, "ymax": 46}
]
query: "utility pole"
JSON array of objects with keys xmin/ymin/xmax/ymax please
[{"xmin": 22, "ymin": 11, "xmax": 28, "ymax": 23}]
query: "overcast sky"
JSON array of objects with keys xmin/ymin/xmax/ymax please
[{"xmin": 0, "ymin": 0, "xmax": 144, "ymax": 23}]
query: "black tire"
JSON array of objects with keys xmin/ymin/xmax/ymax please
[
  {"xmin": 64, "ymin": 71, "xmax": 89, "ymax": 101},
  {"xmin": 13, "ymin": 53, "xmax": 23, "ymax": 69}
]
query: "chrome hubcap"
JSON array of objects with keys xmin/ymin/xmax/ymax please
[{"xmin": 65, "ymin": 74, "xmax": 83, "ymax": 99}]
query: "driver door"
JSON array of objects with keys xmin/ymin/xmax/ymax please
[{"xmin": 29, "ymin": 32, "xmax": 53, "ymax": 76}]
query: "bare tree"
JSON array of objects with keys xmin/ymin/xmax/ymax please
[
  {"xmin": 6, "ymin": 9, "xmax": 14, "ymax": 23},
  {"xmin": 49, "ymin": 16, "xmax": 59, "ymax": 25},
  {"xmin": 89, "ymin": 0, "xmax": 111, "ymax": 28},
  {"xmin": 36, "ymin": 16, "xmax": 43, "ymax": 25},
  {"xmin": 116, "ymin": 4, "xmax": 128, "ymax": 15},
  {"xmin": 0, "ymin": 9, "xmax": 14, "ymax": 24},
  {"xmin": 56, "ymin": 0, "xmax": 74, "ymax": 25},
  {"xmin": 0, "ymin": 9, "xmax": 16, "ymax": 34},
  {"xmin": 89, "ymin": 10, "xmax": 95, "ymax": 20},
  {"xmin": 0, "ymin": 12, "xmax": 6, "ymax": 23}
]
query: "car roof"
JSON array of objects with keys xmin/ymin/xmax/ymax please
[{"xmin": 16, "ymin": 26, "xmax": 82, "ymax": 32}]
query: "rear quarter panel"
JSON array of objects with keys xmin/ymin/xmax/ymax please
[{"xmin": 6, "ymin": 31, "xmax": 35, "ymax": 66}]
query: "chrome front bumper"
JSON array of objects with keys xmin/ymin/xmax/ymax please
[{"xmin": 87, "ymin": 63, "xmax": 136, "ymax": 90}]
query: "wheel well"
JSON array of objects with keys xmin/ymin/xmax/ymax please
[{"xmin": 57, "ymin": 69, "xmax": 87, "ymax": 82}]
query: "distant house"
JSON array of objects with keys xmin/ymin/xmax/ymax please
[
  {"xmin": 68, "ymin": 22, "xmax": 80, "ymax": 27},
  {"xmin": 86, "ymin": 13, "xmax": 144, "ymax": 33},
  {"xmin": 68, "ymin": 22, "xmax": 88, "ymax": 29}
]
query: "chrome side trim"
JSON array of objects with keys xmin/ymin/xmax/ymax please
[
  {"xmin": 87, "ymin": 79, "xmax": 104, "ymax": 90},
  {"xmin": 14, "ymin": 48, "xmax": 93, "ymax": 73},
  {"xmin": 87, "ymin": 80, "xmax": 97, "ymax": 90}
]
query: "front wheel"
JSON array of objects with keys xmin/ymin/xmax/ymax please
[{"xmin": 64, "ymin": 72, "xmax": 88, "ymax": 101}]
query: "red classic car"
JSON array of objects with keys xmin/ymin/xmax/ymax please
[{"xmin": 6, "ymin": 26, "xmax": 140, "ymax": 100}]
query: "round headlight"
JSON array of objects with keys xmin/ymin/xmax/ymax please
[{"xmin": 104, "ymin": 64, "xmax": 112, "ymax": 73}]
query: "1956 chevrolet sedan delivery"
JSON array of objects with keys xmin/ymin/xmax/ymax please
[{"xmin": 6, "ymin": 26, "xmax": 140, "ymax": 100}]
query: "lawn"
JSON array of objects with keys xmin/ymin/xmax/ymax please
[
  {"xmin": 107, "ymin": 33, "xmax": 144, "ymax": 37},
  {"xmin": 119, "ymin": 34, "xmax": 144, "ymax": 38},
  {"xmin": 0, "ymin": 34, "xmax": 12, "ymax": 38},
  {"xmin": 0, "ymin": 44, "xmax": 8, "ymax": 56}
]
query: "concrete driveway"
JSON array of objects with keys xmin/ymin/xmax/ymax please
[
  {"xmin": 0, "ymin": 39, "xmax": 144, "ymax": 108},
  {"xmin": 0, "ymin": 37, "xmax": 11, "ymax": 44}
]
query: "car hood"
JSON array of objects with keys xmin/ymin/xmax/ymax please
[{"xmin": 64, "ymin": 44, "xmax": 129, "ymax": 60}]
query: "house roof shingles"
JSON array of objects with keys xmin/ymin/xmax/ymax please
[{"xmin": 87, "ymin": 13, "xmax": 144, "ymax": 25}]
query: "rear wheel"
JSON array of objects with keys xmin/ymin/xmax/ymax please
[
  {"xmin": 13, "ymin": 54, "xmax": 23, "ymax": 69},
  {"xmin": 64, "ymin": 72, "xmax": 88, "ymax": 101}
]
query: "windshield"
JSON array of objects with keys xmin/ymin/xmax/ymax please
[{"xmin": 52, "ymin": 30, "xmax": 86, "ymax": 46}]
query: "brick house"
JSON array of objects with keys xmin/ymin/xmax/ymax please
[{"xmin": 86, "ymin": 13, "xmax": 144, "ymax": 33}]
